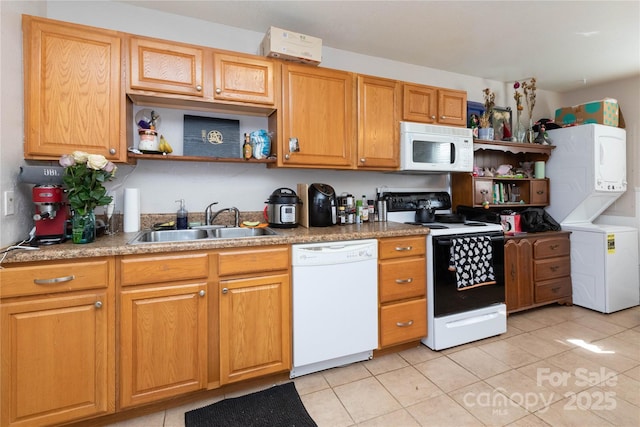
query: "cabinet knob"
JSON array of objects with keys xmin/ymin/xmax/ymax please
[
  {"xmin": 431, "ymin": 115, "xmax": 436, "ymax": 120},
  {"xmin": 109, "ymin": 148, "xmax": 116, "ymax": 155},
  {"xmin": 440, "ymin": 115, "xmax": 446, "ymax": 119},
  {"xmin": 95, "ymin": 301, "xmax": 103, "ymax": 309},
  {"xmin": 222, "ymin": 287, "xmax": 228, "ymax": 294},
  {"xmin": 199, "ymin": 290, "xmax": 206, "ymax": 297},
  {"xmin": 284, "ymin": 154, "xmax": 290, "ymax": 160},
  {"xmin": 215, "ymin": 87, "xmax": 221, "ymax": 94},
  {"xmin": 360, "ymin": 158, "xmax": 366, "ymax": 163},
  {"xmin": 196, "ymin": 85, "xmax": 203, "ymax": 92}
]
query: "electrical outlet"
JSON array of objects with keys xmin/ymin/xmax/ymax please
[{"xmin": 4, "ymin": 190, "xmax": 15, "ymax": 216}]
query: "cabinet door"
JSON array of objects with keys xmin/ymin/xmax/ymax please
[
  {"xmin": 504, "ymin": 239, "xmax": 534, "ymax": 312},
  {"xmin": 119, "ymin": 282, "xmax": 207, "ymax": 408},
  {"xmin": 280, "ymin": 64, "xmax": 355, "ymax": 168},
  {"xmin": 402, "ymin": 83, "xmax": 437, "ymax": 123},
  {"xmin": 129, "ymin": 36, "xmax": 206, "ymax": 97},
  {"xmin": 1, "ymin": 292, "xmax": 113, "ymax": 427},
  {"xmin": 357, "ymin": 75, "xmax": 400, "ymax": 169},
  {"xmin": 219, "ymin": 273, "xmax": 291, "ymax": 384},
  {"xmin": 530, "ymin": 180, "xmax": 550, "ymax": 205},
  {"xmin": 213, "ymin": 53, "xmax": 275, "ymax": 106},
  {"xmin": 23, "ymin": 16, "xmax": 125, "ymax": 161},
  {"xmin": 437, "ymin": 88, "xmax": 467, "ymax": 126}
]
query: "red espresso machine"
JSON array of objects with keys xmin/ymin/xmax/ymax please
[{"xmin": 32, "ymin": 184, "xmax": 69, "ymax": 244}]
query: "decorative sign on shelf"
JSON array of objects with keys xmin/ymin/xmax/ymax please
[{"xmin": 183, "ymin": 115, "xmax": 241, "ymax": 158}]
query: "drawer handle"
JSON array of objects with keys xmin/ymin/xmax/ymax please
[
  {"xmin": 394, "ymin": 246, "xmax": 413, "ymax": 252},
  {"xmin": 537, "ymin": 190, "xmax": 545, "ymax": 195},
  {"xmin": 396, "ymin": 320, "xmax": 414, "ymax": 327},
  {"xmin": 33, "ymin": 275, "xmax": 75, "ymax": 285},
  {"xmin": 552, "ymin": 287, "xmax": 561, "ymax": 293},
  {"xmin": 395, "ymin": 278, "xmax": 413, "ymax": 284},
  {"xmin": 550, "ymin": 266, "xmax": 559, "ymax": 272},
  {"xmin": 550, "ymin": 244, "xmax": 559, "ymax": 250}
]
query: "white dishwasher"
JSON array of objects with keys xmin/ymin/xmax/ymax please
[{"xmin": 291, "ymin": 239, "xmax": 378, "ymax": 378}]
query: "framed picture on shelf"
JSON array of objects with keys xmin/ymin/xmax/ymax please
[{"xmin": 492, "ymin": 107, "xmax": 512, "ymax": 141}]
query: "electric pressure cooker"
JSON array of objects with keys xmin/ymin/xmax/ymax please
[{"xmin": 264, "ymin": 188, "xmax": 301, "ymax": 228}]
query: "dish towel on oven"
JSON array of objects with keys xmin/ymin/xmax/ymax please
[{"xmin": 449, "ymin": 236, "xmax": 496, "ymax": 290}]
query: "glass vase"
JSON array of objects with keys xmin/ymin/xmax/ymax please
[
  {"xmin": 514, "ymin": 110, "xmax": 525, "ymax": 142},
  {"xmin": 72, "ymin": 211, "xmax": 96, "ymax": 244},
  {"xmin": 526, "ymin": 118, "xmax": 535, "ymax": 143}
]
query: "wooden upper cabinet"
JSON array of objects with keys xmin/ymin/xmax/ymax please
[
  {"xmin": 23, "ymin": 15, "xmax": 126, "ymax": 161},
  {"xmin": 213, "ymin": 53, "xmax": 276, "ymax": 106},
  {"xmin": 129, "ymin": 36, "xmax": 207, "ymax": 98},
  {"xmin": 278, "ymin": 63, "xmax": 355, "ymax": 168},
  {"xmin": 357, "ymin": 75, "xmax": 400, "ymax": 170},
  {"xmin": 402, "ymin": 83, "xmax": 467, "ymax": 127}
]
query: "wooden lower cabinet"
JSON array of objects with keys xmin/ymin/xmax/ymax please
[
  {"xmin": 118, "ymin": 253, "xmax": 209, "ymax": 408},
  {"xmin": 216, "ymin": 246, "xmax": 291, "ymax": 384},
  {"xmin": 0, "ymin": 258, "xmax": 115, "ymax": 427},
  {"xmin": 377, "ymin": 236, "xmax": 427, "ymax": 348},
  {"xmin": 505, "ymin": 231, "xmax": 572, "ymax": 313}
]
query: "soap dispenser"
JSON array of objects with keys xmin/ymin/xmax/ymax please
[{"xmin": 176, "ymin": 199, "xmax": 188, "ymax": 230}]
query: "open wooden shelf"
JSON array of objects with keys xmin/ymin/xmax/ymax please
[
  {"xmin": 128, "ymin": 153, "xmax": 277, "ymax": 164},
  {"xmin": 473, "ymin": 139, "xmax": 555, "ymax": 155}
]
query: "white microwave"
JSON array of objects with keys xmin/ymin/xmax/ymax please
[{"xmin": 400, "ymin": 122, "xmax": 474, "ymax": 173}]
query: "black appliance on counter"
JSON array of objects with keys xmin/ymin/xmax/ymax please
[
  {"xmin": 308, "ymin": 183, "xmax": 337, "ymax": 227},
  {"xmin": 265, "ymin": 187, "xmax": 302, "ymax": 228}
]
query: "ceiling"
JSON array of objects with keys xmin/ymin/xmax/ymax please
[{"xmin": 119, "ymin": 0, "xmax": 640, "ymax": 93}]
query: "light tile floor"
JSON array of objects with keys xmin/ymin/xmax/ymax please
[{"xmin": 109, "ymin": 304, "xmax": 640, "ymax": 427}]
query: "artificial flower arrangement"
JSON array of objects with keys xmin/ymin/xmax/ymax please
[
  {"xmin": 479, "ymin": 88, "xmax": 495, "ymax": 128},
  {"xmin": 513, "ymin": 77, "xmax": 536, "ymax": 122},
  {"xmin": 59, "ymin": 151, "xmax": 117, "ymax": 215}
]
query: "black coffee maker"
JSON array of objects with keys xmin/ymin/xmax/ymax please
[{"xmin": 308, "ymin": 183, "xmax": 336, "ymax": 227}]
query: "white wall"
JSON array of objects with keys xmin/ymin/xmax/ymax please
[{"xmin": 1, "ymin": 0, "xmax": 635, "ymax": 248}]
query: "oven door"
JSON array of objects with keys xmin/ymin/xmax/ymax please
[{"xmin": 431, "ymin": 231, "xmax": 505, "ymax": 317}]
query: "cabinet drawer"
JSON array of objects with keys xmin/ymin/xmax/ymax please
[
  {"xmin": 534, "ymin": 237, "xmax": 570, "ymax": 259},
  {"xmin": 120, "ymin": 253, "xmax": 209, "ymax": 286},
  {"xmin": 535, "ymin": 277, "xmax": 572, "ymax": 303},
  {"xmin": 474, "ymin": 179, "xmax": 494, "ymax": 205},
  {"xmin": 379, "ymin": 236, "xmax": 425, "ymax": 260},
  {"xmin": 534, "ymin": 256, "xmax": 570, "ymax": 281},
  {"xmin": 379, "ymin": 298, "xmax": 427, "ymax": 348},
  {"xmin": 1, "ymin": 258, "xmax": 111, "ymax": 298},
  {"xmin": 530, "ymin": 180, "xmax": 549, "ymax": 205},
  {"xmin": 379, "ymin": 258, "xmax": 426, "ymax": 303},
  {"xmin": 217, "ymin": 246, "xmax": 289, "ymax": 276}
]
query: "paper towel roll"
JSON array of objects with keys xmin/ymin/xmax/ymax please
[
  {"xmin": 123, "ymin": 188, "xmax": 140, "ymax": 232},
  {"xmin": 534, "ymin": 161, "xmax": 545, "ymax": 179}
]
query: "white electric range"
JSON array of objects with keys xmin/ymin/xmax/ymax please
[{"xmin": 380, "ymin": 188, "xmax": 506, "ymax": 350}]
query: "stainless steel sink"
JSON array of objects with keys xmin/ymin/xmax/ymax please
[
  {"xmin": 130, "ymin": 229, "xmax": 210, "ymax": 243},
  {"xmin": 128, "ymin": 226, "xmax": 277, "ymax": 244},
  {"xmin": 211, "ymin": 227, "xmax": 277, "ymax": 238}
]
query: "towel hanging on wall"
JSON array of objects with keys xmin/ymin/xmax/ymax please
[{"xmin": 450, "ymin": 236, "xmax": 496, "ymax": 290}]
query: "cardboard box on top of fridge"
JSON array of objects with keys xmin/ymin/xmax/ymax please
[
  {"xmin": 554, "ymin": 98, "xmax": 625, "ymax": 128},
  {"xmin": 261, "ymin": 26, "xmax": 322, "ymax": 65}
]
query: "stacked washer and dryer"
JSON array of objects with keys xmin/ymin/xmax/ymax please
[{"xmin": 546, "ymin": 124, "xmax": 640, "ymax": 313}]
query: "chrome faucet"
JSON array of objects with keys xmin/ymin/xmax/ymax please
[
  {"xmin": 208, "ymin": 207, "xmax": 240, "ymax": 227},
  {"xmin": 204, "ymin": 201, "xmax": 219, "ymax": 225}
]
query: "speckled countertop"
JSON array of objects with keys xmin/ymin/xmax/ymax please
[{"xmin": 0, "ymin": 221, "xmax": 429, "ymax": 264}]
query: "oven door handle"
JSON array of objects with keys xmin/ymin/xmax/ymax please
[{"xmin": 435, "ymin": 235, "xmax": 504, "ymax": 246}]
